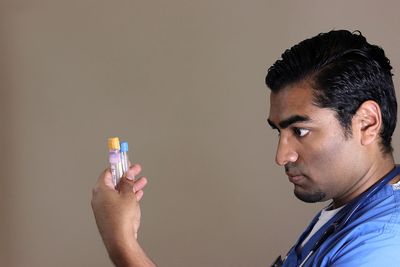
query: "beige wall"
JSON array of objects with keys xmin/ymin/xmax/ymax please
[{"xmin": 1, "ymin": 1, "xmax": 400, "ymax": 266}]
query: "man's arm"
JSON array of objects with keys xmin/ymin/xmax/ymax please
[{"xmin": 91, "ymin": 165, "xmax": 156, "ymax": 267}]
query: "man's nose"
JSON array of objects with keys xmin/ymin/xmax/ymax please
[{"xmin": 275, "ymin": 137, "xmax": 298, "ymax": 166}]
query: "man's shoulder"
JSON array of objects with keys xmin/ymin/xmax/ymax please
[
  {"xmin": 315, "ymin": 188, "xmax": 400, "ymax": 266},
  {"xmin": 348, "ymin": 184, "xmax": 400, "ymax": 233}
]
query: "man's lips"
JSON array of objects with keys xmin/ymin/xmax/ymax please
[{"xmin": 286, "ymin": 173, "xmax": 305, "ymax": 184}]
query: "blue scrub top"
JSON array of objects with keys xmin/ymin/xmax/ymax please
[{"xmin": 282, "ymin": 169, "xmax": 400, "ymax": 266}]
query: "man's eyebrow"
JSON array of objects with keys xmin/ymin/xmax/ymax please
[
  {"xmin": 268, "ymin": 115, "xmax": 311, "ymax": 129},
  {"xmin": 267, "ymin": 119, "xmax": 278, "ymax": 129}
]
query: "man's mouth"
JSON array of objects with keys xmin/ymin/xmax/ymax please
[
  {"xmin": 285, "ymin": 168, "xmax": 306, "ymax": 184},
  {"xmin": 285, "ymin": 164, "xmax": 307, "ymax": 184},
  {"xmin": 287, "ymin": 174, "xmax": 305, "ymax": 184}
]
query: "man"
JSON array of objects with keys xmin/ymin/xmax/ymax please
[
  {"xmin": 266, "ymin": 30, "xmax": 400, "ymax": 266},
  {"xmin": 91, "ymin": 30, "xmax": 400, "ymax": 266}
]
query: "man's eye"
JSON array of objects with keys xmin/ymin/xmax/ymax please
[{"xmin": 294, "ymin": 128, "xmax": 309, "ymax": 137}]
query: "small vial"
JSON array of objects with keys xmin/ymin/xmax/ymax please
[
  {"xmin": 120, "ymin": 141, "xmax": 130, "ymax": 174},
  {"xmin": 108, "ymin": 137, "xmax": 123, "ymax": 186}
]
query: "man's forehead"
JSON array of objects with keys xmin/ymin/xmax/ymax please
[{"xmin": 268, "ymin": 84, "xmax": 317, "ymax": 121}]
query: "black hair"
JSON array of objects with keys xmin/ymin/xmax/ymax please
[{"xmin": 266, "ymin": 30, "xmax": 397, "ymax": 153}]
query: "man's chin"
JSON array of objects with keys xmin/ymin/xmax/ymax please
[{"xmin": 294, "ymin": 190, "xmax": 326, "ymax": 203}]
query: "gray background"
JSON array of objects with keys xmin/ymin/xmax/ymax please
[{"xmin": 1, "ymin": 0, "xmax": 400, "ymax": 266}]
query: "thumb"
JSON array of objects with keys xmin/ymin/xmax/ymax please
[{"xmin": 117, "ymin": 175, "xmax": 136, "ymax": 197}]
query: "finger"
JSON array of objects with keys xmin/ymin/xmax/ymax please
[
  {"xmin": 133, "ymin": 177, "xmax": 148, "ymax": 192},
  {"xmin": 135, "ymin": 190, "xmax": 144, "ymax": 201},
  {"xmin": 126, "ymin": 164, "xmax": 142, "ymax": 179},
  {"xmin": 92, "ymin": 169, "xmax": 116, "ymax": 204},
  {"xmin": 117, "ymin": 175, "xmax": 136, "ymax": 197},
  {"xmin": 97, "ymin": 168, "xmax": 116, "ymax": 190}
]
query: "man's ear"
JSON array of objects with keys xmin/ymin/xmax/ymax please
[{"xmin": 354, "ymin": 100, "xmax": 382, "ymax": 146}]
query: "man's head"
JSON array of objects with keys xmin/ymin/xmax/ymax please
[
  {"xmin": 266, "ymin": 30, "xmax": 397, "ymax": 204},
  {"xmin": 266, "ymin": 30, "xmax": 396, "ymax": 154}
]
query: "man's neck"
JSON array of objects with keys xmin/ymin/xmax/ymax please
[{"xmin": 332, "ymin": 154, "xmax": 395, "ymax": 209}]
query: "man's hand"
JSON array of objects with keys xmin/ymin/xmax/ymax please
[{"xmin": 91, "ymin": 164, "xmax": 155, "ymax": 267}]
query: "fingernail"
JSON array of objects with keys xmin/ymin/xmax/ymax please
[{"xmin": 126, "ymin": 175, "xmax": 134, "ymax": 181}]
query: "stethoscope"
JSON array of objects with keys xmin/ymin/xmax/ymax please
[{"xmin": 271, "ymin": 165, "xmax": 400, "ymax": 267}]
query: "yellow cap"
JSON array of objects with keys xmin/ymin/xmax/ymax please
[{"xmin": 108, "ymin": 137, "xmax": 120, "ymax": 150}]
